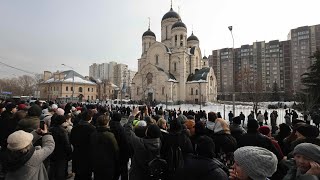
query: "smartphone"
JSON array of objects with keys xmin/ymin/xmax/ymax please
[{"xmin": 40, "ymin": 121, "xmax": 45, "ymax": 130}]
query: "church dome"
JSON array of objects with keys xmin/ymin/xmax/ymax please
[
  {"xmin": 142, "ymin": 28, "xmax": 156, "ymax": 38},
  {"xmin": 162, "ymin": 8, "xmax": 180, "ymax": 21},
  {"xmin": 187, "ymin": 32, "xmax": 199, "ymax": 41},
  {"xmin": 171, "ymin": 20, "xmax": 187, "ymax": 30}
]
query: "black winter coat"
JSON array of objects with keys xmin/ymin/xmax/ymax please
[
  {"xmin": 0, "ymin": 111, "xmax": 17, "ymax": 148},
  {"xmin": 90, "ymin": 126, "xmax": 120, "ymax": 180},
  {"xmin": 177, "ymin": 154, "xmax": 228, "ymax": 180},
  {"xmin": 70, "ymin": 120, "xmax": 96, "ymax": 174},
  {"xmin": 238, "ymin": 131, "xmax": 282, "ymax": 160},
  {"xmin": 109, "ymin": 121, "xmax": 130, "ymax": 166},
  {"xmin": 49, "ymin": 125, "xmax": 72, "ymax": 161}
]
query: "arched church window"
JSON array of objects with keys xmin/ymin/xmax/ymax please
[
  {"xmin": 162, "ymin": 87, "xmax": 165, "ymax": 95},
  {"xmin": 166, "ymin": 26, "xmax": 168, "ymax": 40},
  {"xmin": 137, "ymin": 87, "xmax": 139, "ymax": 95},
  {"xmin": 156, "ymin": 55, "xmax": 159, "ymax": 65},
  {"xmin": 146, "ymin": 73, "xmax": 153, "ymax": 85},
  {"xmin": 196, "ymin": 89, "xmax": 198, "ymax": 95},
  {"xmin": 144, "ymin": 42, "xmax": 146, "ymax": 52},
  {"xmin": 196, "ymin": 57, "xmax": 199, "ymax": 67},
  {"xmin": 174, "ymin": 62, "xmax": 177, "ymax": 72},
  {"xmin": 191, "ymin": 88, "xmax": 194, "ymax": 95},
  {"xmin": 175, "ymin": 35, "xmax": 178, "ymax": 46},
  {"xmin": 79, "ymin": 87, "xmax": 83, "ymax": 92},
  {"xmin": 180, "ymin": 35, "xmax": 183, "ymax": 46},
  {"xmin": 210, "ymin": 76, "xmax": 213, "ymax": 86}
]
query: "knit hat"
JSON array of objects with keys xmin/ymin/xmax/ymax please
[
  {"xmin": 146, "ymin": 124, "xmax": 161, "ymax": 139},
  {"xmin": 137, "ymin": 120, "xmax": 147, "ymax": 127},
  {"xmin": 195, "ymin": 136, "xmax": 215, "ymax": 159},
  {"xmin": 169, "ymin": 119, "xmax": 183, "ymax": 132},
  {"xmin": 5, "ymin": 103, "xmax": 16, "ymax": 112},
  {"xmin": 234, "ymin": 146, "xmax": 278, "ymax": 180},
  {"xmin": 293, "ymin": 143, "xmax": 320, "ymax": 164},
  {"xmin": 258, "ymin": 126, "xmax": 271, "ymax": 136},
  {"xmin": 55, "ymin": 108, "xmax": 65, "ymax": 116},
  {"xmin": 7, "ymin": 130, "xmax": 33, "ymax": 151},
  {"xmin": 233, "ymin": 116, "xmax": 241, "ymax": 125},
  {"xmin": 177, "ymin": 115, "xmax": 187, "ymax": 124},
  {"xmin": 17, "ymin": 104, "xmax": 27, "ymax": 111},
  {"xmin": 28, "ymin": 105, "xmax": 42, "ymax": 116},
  {"xmin": 247, "ymin": 120, "xmax": 259, "ymax": 132},
  {"xmin": 296, "ymin": 124, "xmax": 319, "ymax": 138}
]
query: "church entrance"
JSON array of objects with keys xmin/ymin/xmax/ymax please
[{"xmin": 147, "ymin": 92, "xmax": 153, "ymax": 103}]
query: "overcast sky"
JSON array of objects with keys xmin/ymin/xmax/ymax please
[{"xmin": 0, "ymin": 0, "xmax": 319, "ymax": 78}]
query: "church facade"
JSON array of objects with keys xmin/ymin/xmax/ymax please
[{"xmin": 131, "ymin": 6, "xmax": 217, "ymax": 104}]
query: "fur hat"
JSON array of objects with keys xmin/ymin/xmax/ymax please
[
  {"xmin": 146, "ymin": 124, "xmax": 161, "ymax": 139},
  {"xmin": 258, "ymin": 126, "xmax": 271, "ymax": 136},
  {"xmin": 55, "ymin": 108, "xmax": 65, "ymax": 116},
  {"xmin": 233, "ymin": 116, "xmax": 241, "ymax": 125},
  {"xmin": 28, "ymin": 105, "xmax": 42, "ymax": 117},
  {"xmin": 234, "ymin": 146, "xmax": 278, "ymax": 180},
  {"xmin": 7, "ymin": 130, "xmax": 33, "ymax": 151},
  {"xmin": 296, "ymin": 124, "xmax": 319, "ymax": 138},
  {"xmin": 293, "ymin": 143, "xmax": 320, "ymax": 164}
]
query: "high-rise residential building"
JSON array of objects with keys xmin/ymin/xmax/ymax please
[
  {"xmin": 210, "ymin": 24, "xmax": 320, "ymax": 99},
  {"xmin": 113, "ymin": 63, "xmax": 128, "ymax": 89},
  {"xmin": 89, "ymin": 63, "xmax": 99, "ymax": 79},
  {"xmin": 288, "ymin": 24, "xmax": 320, "ymax": 94}
]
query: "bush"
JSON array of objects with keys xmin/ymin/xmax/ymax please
[{"xmin": 268, "ymin": 104, "xmax": 279, "ymax": 109}]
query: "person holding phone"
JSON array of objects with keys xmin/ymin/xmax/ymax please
[{"xmin": 3, "ymin": 126, "xmax": 55, "ymax": 180}]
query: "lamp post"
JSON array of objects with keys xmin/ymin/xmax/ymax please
[
  {"xmin": 62, "ymin": 64, "xmax": 75, "ymax": 102},
  {"xmin": 228, "ymin": 26, "xmax": 236, "ymax": 116}
]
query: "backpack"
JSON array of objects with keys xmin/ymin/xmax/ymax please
[
  {"xmin": 147, "ymin": 156, "xmax": 168, "ymax": 180},
  {"xmin": 166, "ymin": 134, "xmax": 185, "ymax": 174},
  {"xmin": 144, "ymin": 143, "xmax": 168, "ymax": 180}
]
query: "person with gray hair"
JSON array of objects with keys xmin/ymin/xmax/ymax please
[{"xmin": 229, "ymin": 146, "xmax": 278, "ymax": 180}]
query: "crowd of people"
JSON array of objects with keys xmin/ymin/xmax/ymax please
[{"xmin": 0, "ymin": 99, "xmax": 320, "ymax": 180}]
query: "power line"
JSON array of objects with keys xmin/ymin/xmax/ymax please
[{"xmin": 0, "ymin": 60, "xmax": 36, "ymax": 75}]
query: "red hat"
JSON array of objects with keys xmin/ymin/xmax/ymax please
[
  {"xmin": 18, "ymin": 104, "xmax": 27, "ymax": 111},
  {"xmin": 258, "ymin": 126, "xmax": 271, "ymax": 136}
]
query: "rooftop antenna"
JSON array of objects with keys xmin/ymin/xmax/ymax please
[
  {"xmin": 148, "ymin": 17, "xmax": 150, "ymax": 30},
  {"xmin": 171, "ymin": 0, "xmax": 172, "ymax": 9}
]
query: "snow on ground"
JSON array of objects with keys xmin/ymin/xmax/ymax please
[{"xmin": 155, "ymin": 102, "xmax": 302, "ymax": 125}]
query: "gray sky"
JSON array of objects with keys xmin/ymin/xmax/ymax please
[{"xmin": 0, "ymin": 0, "xmax": 319, "ymax": 78}]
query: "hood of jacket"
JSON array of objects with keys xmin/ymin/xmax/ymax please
[{"xmin": 3, "ymin": 146, "xmax": 35, "ymax": 172}]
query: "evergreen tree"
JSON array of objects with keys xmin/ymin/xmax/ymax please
[
  {"xmin": 300, "ymin": 50, "xmax": 320, "ymax": 109},
  {"xmin": 272, "ymin": 82, "xmax": 280, "ymax": 101}
]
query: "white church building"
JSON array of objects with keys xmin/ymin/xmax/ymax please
[{"xmin": 131, "ymin": 6, "xmax": 217, "ymax": 104}]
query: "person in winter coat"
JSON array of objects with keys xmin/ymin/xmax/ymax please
[
  {"xmin": 16, "ymin": 105, "xmax": 42, "ymax": 133},
  {"xmin": 206, "ymin": 112, "xmax": 237, "ymax": 168},
  {"xmin": 230, "ymin": 116, "xmax": 246, "ymax": 143},
  {"xmin": 289, "ymin": 124, "xmax": 320, "ymax": 152},
  {"xmin": 257, "ymin": 111, "xmax": 264, "ymax": 126},
  {"xmin": 258, "ymin": 126, "xmax": 284, "ymax": 160},
  {"xmin": 264, "ymin": 110, "xmax": 269, "ymax": 125},
  {"xmin": 70, "ymin": 109, "xmax": 96, "ymax": 180},
  {"xmin": 283, "ymin": 143, "xmax": 320, "ymax": 180},
  {"xmin": 91, "ymin": 115, "xmax": 120, "ymax": 180},
  {"xmin": 124, "ymin": 107, "xmax": 162, "ymax": 180},
  {"xmin": 229, "ymin": 146, "xmax": 278, "ymax": 180},
  {"xmin": 178, "ymin": 135, "xmax": 228, "ymax": 180},
  {"xmin": 238, "ymin": 120, "xmax": 282, "ymax": 161},
  {"xmin": 0, "ymin": 103, "xmax": 18, "ymax": 148},
  {"xmin": 49, "ymin": 115, "xmax": 72, "ymax": 180},
  {"xmin": 109, "ymin": 112, "xmax": 130, "ymax": 180},
  {"xmin": 3, "ymin": 128, "xmax": 55, "ymax": 180}
]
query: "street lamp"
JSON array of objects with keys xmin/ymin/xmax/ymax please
[
  {"xmin": 228, "ymin": 26, "xmax": 236, "ymax": 116},
  {"xmin": 62, "ymin": 64, "xmax": 75, "ymax": 102}
]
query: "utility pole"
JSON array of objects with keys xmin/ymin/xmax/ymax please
[{"xmin": 228, "ymin": 26, "xmax": 236, "ymax": 115}]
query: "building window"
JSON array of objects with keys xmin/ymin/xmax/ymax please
[
  {"xmin": 91, "ymin": 96, "xmax": 93, "ymax": 100},
  {"xmin": 191, "ymin": 88, "xmax": 194, "ymax": 95},
  {"xmin": 66, "ymin": 86, "xmax": 68, "ymax": 91},
  {"xmin": 146, "ymin": 73, "xmax": 153, "ymax": 85},
  {"xmin": 91, "ymin": 88, "xmax": 93, "ymax": 92},
  {"xmin": 71, "ymin": 87, "xmax": 73, "ymax": 91},
  {"xmin": 174, "ymin": 62, "xmax": 177, "ymax": 72},
  {"xmin": 196, "ymin": 89, "xmax": 198, "ymax": 95},
  {"xmin": 66, "ymin": 95, "xmax": 68, "ymax": 97},
  {"xmin": 156, "ymin": 55, "xmax": 159, "ymax": 65},
  {"xmin": 88, "ymin": 96, "xmax": 90, "ymax": 100},
  {"xmin": 79, "ymin": 87, "xmax": 83, "ymax": 92},
  {"xmin": 88, "ymin": 88, "xmax": 90, "ymax": 92},
  {"xmin": 162, "ymin": 87, "xmax": 165, "ymax": 95},
  {"xmin": 175, "ymin": 35, "xmax": 178, "ymax": 46},
  {"xmin": 180, "ymin": 34, "xmax": 183, "ymax": 46},
  {"xmin": 137, "ymin": 87, "xmax": 139, "ymax": 95}
]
